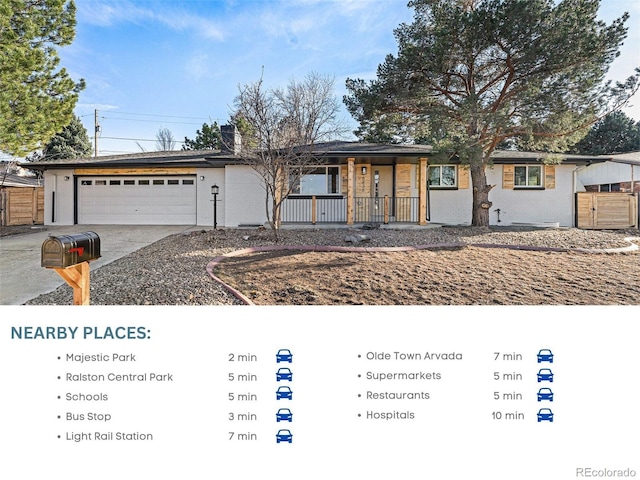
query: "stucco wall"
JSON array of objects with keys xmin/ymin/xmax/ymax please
[
  {"xmin": 224, "ymin": 165, "xmax": 268, "ymax": 227},
  {"xmin": 487, "ymin": 164, "xmax": 576, "ymax": 226},
  {"xmin": 428, "ymin": 187, "xmax": 473, "ymax": 225},
  {"xmin": 43, "ymin": 170, "xmax": 75, "ymax": 225},
  {"xmin": 196, "ymin": 168, "xmax": 225, "ymax": 227},
  {"xmin": 427, "ymin": 164, "xmax": 578, "ymax": 227}
]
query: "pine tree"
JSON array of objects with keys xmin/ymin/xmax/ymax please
[
  {"xmin": 182, "ymin": 122, "xmax": 221, "ymax": 150},
  {"xmin": 0, "ymin": 0, "xmax": 85, "ymax": 156},
  {"xmin": 344, "ymin": 0, "xmax": 640, "ymax": 226},
  {"xmin": 36, "ymin": 115, "xmax": 92, "ymax": 161},
  {"xmin": 571, "ymin": 111, "xmax": 640, "ymax": 155}
]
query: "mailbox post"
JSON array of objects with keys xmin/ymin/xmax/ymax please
[{"xmin": 41, "ymin": 232, "xmax": 101, "ymax": 305}]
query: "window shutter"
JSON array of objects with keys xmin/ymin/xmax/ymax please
[
  {"xmin": 458, "ymin": 166, "xmax": 469, "ymax": 189},
  {"xmin": 503, "ymin": 164, "xmax": 514, "ymax": 189},
  {"xmin": 545, "ymin": 165, "xmax": 556, "ymax": 189}
]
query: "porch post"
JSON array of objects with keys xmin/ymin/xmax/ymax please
[
  {"xmin": 311, "ymin": 195, "xmax": 317, "ymax": 225},
  {"xmin": 347, "ymin": 157, "xmax": 355, "ymax": 225},
  {"xmin": 418, "ymin": 157, "xmax": 428, "ymax": 225}
]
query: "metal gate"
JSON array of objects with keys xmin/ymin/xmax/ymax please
[{"xmin": 576, "ymin": 192, "xmax": 638, "ymax": 229}]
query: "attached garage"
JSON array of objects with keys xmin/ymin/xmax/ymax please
[{"xmin": 77, "ymin": 175, "xmax": 197, "ymax": 225}]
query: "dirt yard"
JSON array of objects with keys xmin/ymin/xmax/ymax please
[{"xmin": 213, "ymin": 246, "xmax": 640, "ymax": 305}]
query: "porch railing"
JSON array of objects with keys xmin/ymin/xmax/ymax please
[{"xmin": 281, "ymin": 196, "xmax": 421, "ymax": 224}]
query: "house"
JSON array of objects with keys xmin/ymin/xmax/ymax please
[
  {"xmin": 21, "ymin": 137, "xmax": 619, "ymax": 229},
  {"xmin": 574, "ymin": 151, "xmax": 639, "ymax": 229},
  {"xmin": 576, "ymin": 151, "xmax": 639, "ymax": 193}
]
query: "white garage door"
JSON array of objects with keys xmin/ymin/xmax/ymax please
[{"xmin": 78, "ymin": 176, "xmax": 197, "ymax": 224}]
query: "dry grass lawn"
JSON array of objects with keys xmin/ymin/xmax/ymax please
[{"xmin": 213, "ymin": 246, "xmax": 640, "ymax": 305}]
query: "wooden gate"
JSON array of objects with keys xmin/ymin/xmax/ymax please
[
  {"xmin": 0, "ymin": 187, "xmax": 44, "ymax": 226},
  {"xmin": 576, "ymin": 192, "xmax": 638, "ymax": 229}
]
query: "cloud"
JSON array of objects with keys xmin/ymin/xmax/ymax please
[{"xmin": 76, "ymin": 0, "xmax": 225, "ymax": 41}]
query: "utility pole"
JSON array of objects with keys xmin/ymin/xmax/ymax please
[{"xmin": 94, "ymin": 109, "xmax": 100, "ymax": 157}]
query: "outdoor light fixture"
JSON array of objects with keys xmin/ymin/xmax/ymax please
[
  {"xmin": 64, "ymin": 176, "xmax": 70, "ymax": 181},
  {"xmin": 200, "ymin": 175, "xmax": 205, "ymax": 181},
  {"xmin": 211, "ymin": 184, "xmax": 219, "ymax": 229},
  {"xmin": 361, "ymin": 166, "xmax": 367, "ymax": 175}
]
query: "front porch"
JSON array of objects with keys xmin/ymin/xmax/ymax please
[
  {"xmin": 281, "ymin": 157, "xmax": 430, "ymax": 226},
  {"xmin": 282, "ymin": 195, "xmax": 425, "ymax": 224}
]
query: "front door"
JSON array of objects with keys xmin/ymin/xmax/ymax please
[{"xmin": 371, "ymin": 166, "xmax": 394, "ymax": 219}]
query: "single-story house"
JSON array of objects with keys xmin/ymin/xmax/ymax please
[{"xmin": 21, "ymin": 135, "xmax": 631, "ymax": 228}]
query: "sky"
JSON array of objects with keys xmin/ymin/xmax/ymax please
[{"xmin": 52, "ymin": 0, "xmax": 640, "ymax": 156}]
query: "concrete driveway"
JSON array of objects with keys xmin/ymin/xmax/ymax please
[{"xmin": 0, "ymin": 225, "xmax": 196, "ymax": 305}]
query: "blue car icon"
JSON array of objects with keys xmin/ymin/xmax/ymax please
[
  {"xmin": 276, "ymin": 408, "xmax": 293, "ymax": 422},
  {"xmin": 537, "ymin": 388, "xmax": 554, "ymax": 402},
  {"xmin": 276, "ymin": 368, "xmax": 293, "ymax": 382},
  {"xmin": 276, "ymin": 349, "xmax": 293, "ymax": 363},
  {"xmin": 537, "ymin": 408, "xmax": 554, "ymax": 422},
  {"xmin": 276, "ymin": 386, "xmax": 293, "ymax": 400},
  {"xmin": 537, "ymin": 368, "xmax": 554, "ymax": 382},
  {"xmin": 537, "ymin": 349, "xmax": 554, "ymax": 363},
  {"xmin": 276, "ymin": 429, "xmax": 293, "ymax": 443}
]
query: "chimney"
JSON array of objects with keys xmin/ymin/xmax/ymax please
[{"xmin": 221, "ymin": 124, "xmax": 242, "ymax": 155}]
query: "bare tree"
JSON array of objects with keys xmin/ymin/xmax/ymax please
[
  {"xmin": 233, "ymin": 71, "xmax": 347, "ymax": 239},
  {"xmin": 155, "ymin": 127, "xmax": 176, "ymax": 151}
]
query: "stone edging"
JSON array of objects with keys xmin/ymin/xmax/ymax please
[{"xmin": 205, "ymin": 237, "xmax": 640, "ymax": 306}]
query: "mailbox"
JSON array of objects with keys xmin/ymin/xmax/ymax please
[{"xmin": 41, "ymin": 231, "xmax": 101, "ymax": 269}]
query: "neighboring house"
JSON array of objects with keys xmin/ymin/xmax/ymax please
[
  {"xmin": 21, "ymin": 137, "xmax": 618, "ymax": 228},
  {"xmin": 574, "ymin": 151, "xmax": 639, "ymax": 229},
  {"xmin": 576, "ymin": 151, "xmax": 639, "ymax": 193}
]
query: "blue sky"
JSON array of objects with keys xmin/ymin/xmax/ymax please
[{"xmin": 59, "ymin": 0, "xmax": 640, "ymax": 156}]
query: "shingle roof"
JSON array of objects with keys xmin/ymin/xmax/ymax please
[
  {"xmin": 0, "ymin": 173, "xmax": 42, "ymax": 187},
  {"xmin": 19, "ymin": 142, "xmax": 613, "ymax": 170}
]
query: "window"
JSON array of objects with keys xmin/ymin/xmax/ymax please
[
  {"xmin": 290, "ymin": 166, "xmax": 340, "ymax": 195},
  {"xmin": 167, "ymin": 179, "xmax": 179, "ymax": 185},
  {"xmin": 95, "ymin": 180, "xmax": 106, "ymax": 186},
  {"xmin": 138, "ymin": 180, "xmax": 150, "ymax": 185},
  {"xmin": 514, "ymin": 165, "xmax": 542, "ymax": 188},
  {"xmin": 109, "ymin": 180, "xmax": 121, "ymax": 185},
  {"xmin": 123, "ymin": 180, "xmax": 135, "ymax": 185},
  {"xmin": 182, "ymin": 179, "xmax": 194, "ymax": 185},
  {"xmin": 599, "ymin": 183, "xmax": 621, "ymax": 192},
  {"xmin": 428, "ymin": 165, "xmax": 457, "ymax": 188},
  {"xmin": 80, "ymin": 180, "xmax": 92, "ymax": 186},
  {"xmin": 153, "ymin": 179, "xmax": 164, "ymax": 185}
]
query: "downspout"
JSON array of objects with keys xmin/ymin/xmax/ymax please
[
  {"xmin": 427, "ymin": 181, "xmax": 431, "ymax": 221},
  {"xmin": 51, "ymin": 174, "xmax": 57, "ymax": 223}
]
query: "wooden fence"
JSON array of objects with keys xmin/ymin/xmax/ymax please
[
  {"xmin": 0, "ymin": 187, "xmax": 45, "ymax": 226},
  {"xmin": 576, "ymin": 192, "xmax": 638, "ymax": 229}
]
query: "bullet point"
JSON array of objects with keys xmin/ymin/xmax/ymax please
[
  {"xmin": 57, "ymin": 376, "xmax": 61, "ymax": 380},
  {"xmin": 57, "ymin": 396, "xmax": 61, "ymax": 399},
  {"xmin": 57, "ymin": 356, "xmax": 61, "ymax": 360},
  {"xmin": 57, "ymin": 435, "xmax": 61, "ymax": 439},
  {"xmin": 57, "ymin": 415, "xmax": 61, "ymax": 419},
  {"xmin": 358, "ymin": 394, "xmax": 361, "ymax": 397},
  {"xmin": 357, "ymin": 374, "xmax": 361, "ymax": 378},
  {"xmin": 358, "ymin": 354, "xmax": 361, "ymax": 358},
  {"xmin": 358, "ymin": 413, "xmax": 361, "ymax": 417}
]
